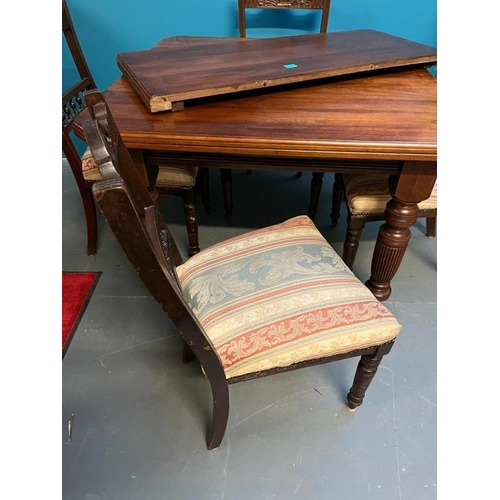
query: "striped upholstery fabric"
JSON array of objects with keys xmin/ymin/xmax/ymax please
[
  {"xmin": 176, "ymin": 216, "xmax": 401, "ymax": 379},
  {"xmin": 81, "ymin": 147, "xmax": 197, "ymax": 187},
  {"xmin": 344, "ymin": 174, "xmax": 437, "ymax": 214}
]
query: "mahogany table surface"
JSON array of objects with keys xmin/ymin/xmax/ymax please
[
  {"xmin": 77, "ymin": 68, "xmax": 436, "ymax": 164},
  {"xmin": 117, "ymin": 30, "xmax": 437, "ymax": 112}
]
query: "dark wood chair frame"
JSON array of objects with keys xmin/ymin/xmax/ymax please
[
  {"xmin": 62, "ymin": 0, "xmax": 200, "ymax": 256},
  {"xmin": 84, "ymin": 89, "xmax": 397, "ymax": 450},
  {"xmin": 62, "ymin": 0, "xmax": 99, "ymax": 255},
  {"xmin": 330, "ymin": 173, "xmax": 437, "ymax": 269},
  {"xmin": 202, "ymin": 0, "xmax": 332, "ymax": 220}
]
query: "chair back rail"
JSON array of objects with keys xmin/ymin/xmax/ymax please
[{"xmin": 238, "ymin": 0, "xmax": 331, "ymax": 37}]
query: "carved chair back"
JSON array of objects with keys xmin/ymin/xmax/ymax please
[
  {"xmin": 83, "ymin": 90, "xmax": 225, "ymax": 380},
  {"xmin": 238, "ymin": 0, "xmax": 331, "ymax": 37}
]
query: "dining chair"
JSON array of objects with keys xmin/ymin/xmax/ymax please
[
  {"xmin": 330, "ymin": 173, "xmax": 437, "ymax": 269},
  {"xmin": 201, "ymin": 0, "xmax": 331, "ymax": 220},
  {"xmin": 84, "ymin": 88, "xmax": 402, "ymax": 450},
  {"xmin": 62, "ymin": 0, "xmax": 200, "ymax": 256}
]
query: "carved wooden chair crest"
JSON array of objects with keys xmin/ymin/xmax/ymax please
[
  {"xmin": 84, "ymin": 89, "xmax": 402, "ymax": 450},
  {"xmin": 238, "ymin": 0, "xmax": 331, "ymax": 38}
]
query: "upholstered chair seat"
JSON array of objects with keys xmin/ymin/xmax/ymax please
[
  {"xmin": 177, "ymin": 215, "xmax": 401, "ymax": 380},
  {"xmin": 344, "ymin": 174, "xmax": 437, "ymax": 215},
  {"xmin": 80, "ymin": 148, "xmax": 200, "ymax": 255}
]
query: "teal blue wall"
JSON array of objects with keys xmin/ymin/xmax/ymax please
[{"xmin": 63, "ymin": 0, "xmax": 436, "ymax": 92}]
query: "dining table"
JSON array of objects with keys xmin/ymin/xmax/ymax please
[{"xmin": 72, "ymin": 35, "xmax": 437, "ymax": 302}]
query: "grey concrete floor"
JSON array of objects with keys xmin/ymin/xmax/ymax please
[{"xmin": 62, "ymin": 160, "xmax": 437, "ymax": 500}]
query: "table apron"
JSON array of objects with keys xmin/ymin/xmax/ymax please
[{"xmin": 145, "ymin": 151, "xmax": 404, "ymax": 175}]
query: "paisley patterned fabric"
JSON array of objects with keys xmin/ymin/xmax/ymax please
[
  {"xmin": 176, "ymin": 216, "xmax": 401, "ymax": 379},
  {"xmin": 81, "ymin": 147, "xmax": 198, "ymax": 187},
  {"xmin": 344, "ymin": 174, "xmax": 437, "ymax": 214}
]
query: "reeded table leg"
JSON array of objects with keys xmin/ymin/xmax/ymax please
[{"xmin": 365, "ymin": 161, "xmax": 437, "ymax": 301}]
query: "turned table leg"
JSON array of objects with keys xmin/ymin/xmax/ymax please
[{"xmin": 365, "ymin": 161, "xmax": 437, "ymax": 301}]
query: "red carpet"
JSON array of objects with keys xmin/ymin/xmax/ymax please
[{"xmin": 62, "ymin": 272, "xmax": 101, "ymax": 358}]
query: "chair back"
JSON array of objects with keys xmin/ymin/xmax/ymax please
[
  {"xmin": 237, "ymin": 0, "xmax": 331, "ymax": 38},
  {"xmin": 62, "ymin": 0, "xmax": 97, "ymax": 178},
  {"xmin": 83, "ymin": 89, "xmax": 225, "ymax": 376}
]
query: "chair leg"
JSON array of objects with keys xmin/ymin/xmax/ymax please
[
  {"xmin": 205, "ymin": 369, "xmax": 230, "ymax": 450},
  {"xmin": 343, "ymin": 217, "xmax": 365, "ymax": 270},
  {"xmin": 220, "ymin": 168, "xmax": 234, "ymax": 220},
  {"xmin": 426, "ymin": 216, "xmax": 436, "ymax": 238},
  {"xmin": 330, "ymin": 173, "xmax": 343, "ymax": 227},
  {"xmin": 307, "ymin": 172, "xmax": 324, "ymax": 220},
  {"xmin": 81, "ymin": 185, "xmax": 98, "ymax": 255},
  {"xmin": 197, "ymin": 168, "xmax": 211, "ymax": 214},
  {"xmin": 75, "ymin": 181, "xmax": 97, "ymax": 255},
  {"xmin": 181, "ymin": 189, "xmax": 200, "ymax": 256},
  {"xmin": 347, "ymin": 343, "xmax": 394, "ymax": 411}
]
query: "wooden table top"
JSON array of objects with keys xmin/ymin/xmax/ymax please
[
  {"xmin": 117, "ymin": 30, "xmax": 437, "ymax": 112},
  {"xmin": 79, "ymin": 67, "xmax": 435, "ymax": 163}
]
